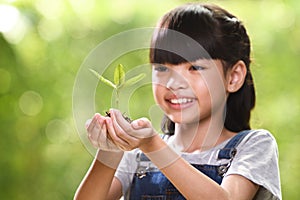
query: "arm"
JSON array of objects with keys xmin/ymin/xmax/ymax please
[
  {"xmin": 74, "ymin": 150, "xmax": 123, "ymax": 200},
  {"xmin": 107, "ymin": 109, "xmax": 258, "ymax": 200},
  {"xmin": 74, "ymin": 114, "xmax": 124, "ymax": 200}
]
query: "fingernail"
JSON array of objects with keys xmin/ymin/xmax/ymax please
[
  {"xmin": 94, "ymin": 113, "xmax": 101, "ymax": 119},
  {"xmin": 85, "ymin": 119, "xmax": 92, "ymax": 128},
  {"xmin": 106, "ymin": 117, "xmax": 111, "ymax": 124},
  {"xmin": 131, "ymin": 120, "xmax": 139, "ymax": 128},
  {"xmin": 109, "ymin": 109, "xmax": 114, "ymax": 115}
]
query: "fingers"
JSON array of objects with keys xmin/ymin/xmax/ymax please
[
  {"xmin": 110, "ymin": 109, "xmax": 132, "ymax": 133},
  {"xmin": 87, "ymin": 113, "xmax": 103, "ymax": 148},
  {"xmin": 96, "ymin": 116, "xmax": 107, "ymax": 147},
  {"xmin": 86, "ymin": 113, "xmax": 101, "ymax": 131},
  {"xmin": 86, "ymin": 113, "xmax": 122, "ymax": 151},
  {"xmin": 131, "ymin": 118, "xmax": 151, "ymax": 129},
  {"xmin": 85, "ymin": 119, "xmax": 92, "ymax": 129},
  {"xmin": 108, "ymin": 109, "xmax": 141, "ymax": 150},
  {"xmin": 105, "ymin": 116, "xmax": 133, "ymax": 150},
  {"xmin": 110, "ymin": 109, "xmax": 151, "ymax": 137},
  {"xmin": 86, "ymin": 110, "xmax": 156, "ymax": 151},
  {"xmin": 109, "ymin": 109, "xmax": 134, "ymax": 138}
]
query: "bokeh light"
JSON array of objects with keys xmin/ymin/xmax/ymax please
[
  {"xmin": 45, "ymin": 119, "xmax": 71, "ymax": 144},
  {"xmin": 0, "ymin": 4, "xmax": 19, "ymax": 33},
  {"xmin": 19, "ymin": 91, "xmax": 43, "ymax": 116}
]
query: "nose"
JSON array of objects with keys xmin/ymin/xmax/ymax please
[{"xmin": 166, "ymin": 70, "xmax": 188, "ymax": 90}]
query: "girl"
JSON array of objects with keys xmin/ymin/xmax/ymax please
[{"xmin": 75, "ymin": 3, "xmax": 281, "ymax": 200}]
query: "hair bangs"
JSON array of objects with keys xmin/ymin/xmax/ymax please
[{"xmin": 150, "ymin": 4, "xmax": 224, "ymax": 65}]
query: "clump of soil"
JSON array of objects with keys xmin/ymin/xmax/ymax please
[{"xmin": 105, "ymin": 111, "xmax": 132, "ymax": 123}]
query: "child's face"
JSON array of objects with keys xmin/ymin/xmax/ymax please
[{"xmin": 152, "ymin": 59, "xmax": 228, "ymax": 125}]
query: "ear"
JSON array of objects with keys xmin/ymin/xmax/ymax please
[{"xmin": 226, "ymin": 60, "xmax": 247, "ymax": 93}]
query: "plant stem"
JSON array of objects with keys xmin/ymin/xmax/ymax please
[{"xmin": 115, "ymin": 89, "xmax": 120, "ymax": 109}]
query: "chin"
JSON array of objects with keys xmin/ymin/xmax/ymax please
[{"xmin": 167, "ymin": 113, "xmax": 201, "ymax": 125}]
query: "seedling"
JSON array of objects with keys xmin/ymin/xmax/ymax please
[{"xmin": 90, "ymin": 64, "xmax": 145, "ymax": 122}]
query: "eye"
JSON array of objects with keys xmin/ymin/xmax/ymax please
[
  {"xmin": 154, "ymin": 65, "xmax": 169, "ymax": 72},
  {"xmin": 189, "ymin": 65, "xmax": 206, "ymax": 71}
]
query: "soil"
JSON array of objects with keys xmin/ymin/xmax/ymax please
[{"xmin": 105, "ymin": 111, "xmax": 132, "ymax": 123}]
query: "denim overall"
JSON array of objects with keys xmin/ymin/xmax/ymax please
[{"xmin": 128, "ymin": 130, "xmax": 251, "ymax": 200}]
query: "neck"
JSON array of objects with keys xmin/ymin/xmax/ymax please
[{"xmin": 171, "ymin": 112, "xmax": 236, "ymax": 153}]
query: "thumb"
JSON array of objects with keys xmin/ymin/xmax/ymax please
[{"xmin": 131, "ymin": 117, "xmax": 151, "ymax": 129}]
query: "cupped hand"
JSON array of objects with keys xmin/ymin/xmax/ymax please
[
  {"xmin": 106, "ymin": 109, "xmax": 158, "ymax": 151},
  {"xmin": 86, "ymin": 113, "xmax": 121, "ymax": 152}
]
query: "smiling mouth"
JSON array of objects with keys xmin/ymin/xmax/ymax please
[
  {"xmin": 169, "ymin": 98, "xmax": 194, "ymax": 104},
  {"xmin": 166, "ymin": 97, "xmax": 196, "ymax": 110}
]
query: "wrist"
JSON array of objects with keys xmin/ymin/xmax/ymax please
[
  {"xmin": 95, "ymin": 149, "xmax": 124, "ymax": 170},
  {"xmin": 139, "ymin": 134, "xmax": 164, "ymax": 153},
  {"xmin": 139, "ymin": 134, "xmax": 181, "ymax": 169}
]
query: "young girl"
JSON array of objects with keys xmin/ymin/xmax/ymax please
[{"xmin": 75, "ymin": 3, "xmax": 281, "ymax": 200}]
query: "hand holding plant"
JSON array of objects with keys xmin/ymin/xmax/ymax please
[
  {"xmin": 107, "ymin": 109, "xmax": 157, "ymax": 151},
  {"xmin": 86, "ymin": 113, "xmax": 121, "ymax": 152},
  {"xmin": 87, "ymin": 64, "xmax": 147, "ymax": 151}
]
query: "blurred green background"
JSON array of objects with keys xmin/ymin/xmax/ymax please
[{"xmin": 0, "ymin": 0, "xmax": 299, "ymax": 199}]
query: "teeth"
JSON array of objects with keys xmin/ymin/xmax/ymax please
[{"xmin": 170, "ymin": 98, "xmax": 193, "ymax": 104}]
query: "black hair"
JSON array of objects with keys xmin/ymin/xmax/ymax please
[{"xmin": 150, "ymin": 3, "xmax": 255, "ymax": 134}]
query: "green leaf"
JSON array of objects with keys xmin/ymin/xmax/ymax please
[
  {"xmin": 89, "ymin": 68, "xmax": 116, "ymax": 89},
  {"xmin": 114, "ymin": 64, "xmax": 125, "ymax": 87},
  {"xmin": 123, "ymin": 73, "xmax": 146, "ymax": 88}
]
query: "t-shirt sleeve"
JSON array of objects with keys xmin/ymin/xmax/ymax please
[
  {"xmin": 224, "ymin": 129, "xmax": 281, "ymax": 200},
  {"xmin": 114, "ymin": 150, "xmax": 138, "ymax": 197}
]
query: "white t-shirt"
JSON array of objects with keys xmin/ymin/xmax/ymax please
[{"xmin": 115, "ymin": 129, "xmax": 281, "ymax": 199}]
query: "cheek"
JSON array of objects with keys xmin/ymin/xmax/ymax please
[
  {"xmin": 152, "ymin": 74, "xmax": 168, "ymax": 88},
  {"xmin": 200, "ymin": 74, "xmax": 227, "ymax": 109},
  {"xmin": 192, "ymin": 81, "xmax": 212, "ymax": 107},
  {"xmin": 152, "ymin": 84, "xmax": 164, "ymax": 104},
  {"xmin": 190, "ymin": 74, "xmax": 226, "ymax": 109}
]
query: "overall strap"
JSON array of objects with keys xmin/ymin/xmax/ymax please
[
  {"xmin": 217, "ymin": 130, "xmax": 252, "ymax": 160},
  {"xmin": 136, "ymin": 151, "xmax": 150, "ymax": 162}
]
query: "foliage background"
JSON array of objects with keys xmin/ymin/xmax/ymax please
[{"xmin": 0, "ymin": 0, "xmax": 299, "ymax": 199}]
